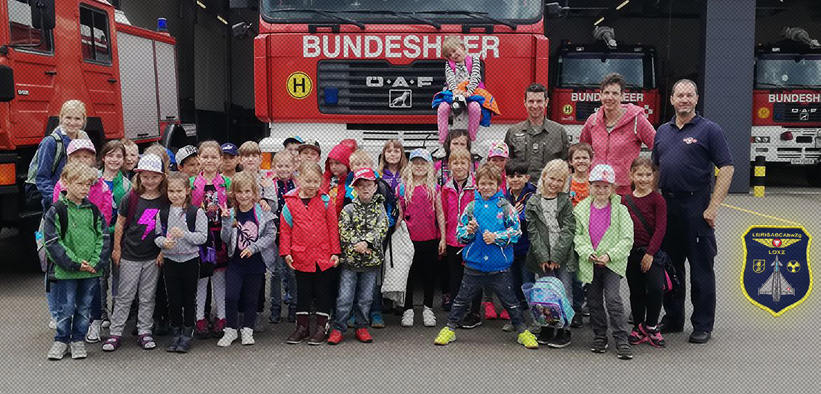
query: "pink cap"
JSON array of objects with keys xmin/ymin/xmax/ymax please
[{"xmin": 66, "ymin": 138, "xmax": 96, "ymax": 156}]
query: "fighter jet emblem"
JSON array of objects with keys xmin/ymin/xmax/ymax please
[{"xmin": 758, "ymin": 256, "xmax": 794, "ymax": 303}]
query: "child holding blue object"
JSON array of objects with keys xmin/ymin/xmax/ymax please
[
  {"xmin": 523, "ymin": 276, "xmax": 575, "ymax": 330},
  {"xmin": 433, "ymin": 164, "xmax": 538, "ymax": 349}
]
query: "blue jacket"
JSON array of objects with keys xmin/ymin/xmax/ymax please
[
  {"xmin": 457, "ymin": 190, "xmax": 521, "ymax": 272},
  {"xmin": 35, "ymin": 128, "xmax": 75, "ymax": 211},
  {"xmin": 506, "ymin": 182, "xmax": 536, "ymax": 258}
]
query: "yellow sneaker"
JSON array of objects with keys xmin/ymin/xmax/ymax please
[
  {"xmin": 434, "ymin": 327, "xmax": 456, "ymax": 345},
  {"xmin": 518, "ymin": 330, "xmax": 539, "ymax": 349}
]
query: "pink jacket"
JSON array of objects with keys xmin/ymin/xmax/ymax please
[
  {"xmin": 397, "ymin": 183, "xmax": 440, "ymax": 242},
  {"xmin": 579, "ymin": 103, "xmax": 656, "ymax": 189},
  {"xmin": 52, "ymin": 178, "xmax": 113, "ymax": 226},
  {"xmin": 191, "ymin": 172, "xmax": 229, "ymax": 208},
  {"xmin": 441, "ymin": 173, "xmax": 476, "ymax": 247}
]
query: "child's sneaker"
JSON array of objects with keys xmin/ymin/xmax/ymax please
[
  {"xmin": 501, "ymin": 322, "xmax": 514, "ymax": 332},
  {"xmin": 85, "ymin": 320, "xmax": 102, "ymax": 343},
  {"xmin": 327, "ymin": 329, "xmax": 344, "ymax": 345},
  {"xmin": 212, "ymin": 318, "xmax": 227, "ymax": 338},
  {"xmin": 137, "ymin": 334, "xmax": 156, "ymax": 350},
  {"xmin": 401, "ymin": 309, "xmax": 414, "ymax": 327},
  {"xmin": 422, "ymin": 306, "xmax": 436, "ymax": 327},
  {"xmin": 629, "ymin": 326, "xmax": 647, "ymax": 345},
  {"xmin": 441, "ymin": 293, "xmax": 452, "ymax": 311},
  {"xmin": 459, "ymin": 314, "xmax": 482, "ymax": 329},
  {"xmin": 217, "ymin": 328, "xmax": 238, "ymax": 347},
  {"xmin": 639, "ymin": 323, "xmax": 667, "ymax": 348},
  {"xmin": 355, "ymin": 327, "xmax": 373, "ymax": 343},
  {"xmin": 434, "ymin": 327, "xmax": 456, "ymax": 345},
  {"xmin": 616, "ymin": 342, "xmax": 634, "ymax": 360},
  {"xmin": 370, "ymin": 312, "xmax": 385, "ymax": 329},
  {"xmin": 195, "ymin": 319, "xmax": 210, "ymax": 339},
  {"xmin": 536, "ymin": 327, "xmax": 555, "ymax": 345},
  {"xmin": 517, "ymin": 330, "xmax": 539, "ymax": 349},
  {"xmin": 482, "ymin": 302, "xmax": 498, "ymax": 320},
  {"xmin": 498, "ymin": 308, "xmax": 510, "ymax": 320},
  {"xmin": 70, "ymin": 341, "xmax": 87, "ymax": 359},
  {"xmin": 102, "ymin": 336, "xmax": 121, "ymax": 352},
  {"xmin": 47, "ymin": 341, "xmax": 68, "ymax": 360},
  {"xmin": 590, "ymin": 336, "xmax": 608, "ymax": 353},
  {"xmin": 101, "ymin": 319, "xmax": 111, "ymax": 329},
  {"xmin": 241, "ymin": 327, "xmax": 255, "ymax": 345},
  {"xmin": 548, "ymin": 329, "xmax": 572, "ymax": 348}
]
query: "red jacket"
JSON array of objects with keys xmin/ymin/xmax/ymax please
[
  {"xmin": 579, "ymin": 103, "xmax": 656, "ymax": 190},
  {"xmin": 279, "ymin": 188, "xmax": 341, "ymax": 272},
  {"xmin": 321, "ymin": 143, "xmax": 354, "ymax": 214}
]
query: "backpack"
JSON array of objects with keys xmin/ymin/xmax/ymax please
[
  {"xmin": 24, "ymin": 130, "xmax": 65, "ymax": 208},
  {"xmin": 522, "ymin": 276, "xmax": 575, "ymax": 328},
  {"xmin": 39, "ymin": 199, "xmax": 101, "ymax": 274},
  {"xmin": 158, "ymin": 204, "xmax": 199, "ymax": 235}
]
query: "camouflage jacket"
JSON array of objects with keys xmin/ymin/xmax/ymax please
[{"xmin": 339, "ymin": 194, "xmax": 389, "ymax": 271}]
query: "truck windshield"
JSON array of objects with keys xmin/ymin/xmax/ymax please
[
  {"xmin": 261, "ymin": 0, "xmax": 542, "ymax": 25},
  {"xmin": 557, "ymin": 53, "xmax": 650, "ymax": 89},
  {"xmin": 756, "ymin": 55, "xmax": 821, "ymax": 89}
]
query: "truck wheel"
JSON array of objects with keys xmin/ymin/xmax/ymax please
[{"xmin": 805, "ymin": 165, "xmax": 821, "ymax": 187}]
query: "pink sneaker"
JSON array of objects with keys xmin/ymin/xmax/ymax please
[
  {"xmin": 212, "ymin": 318, "xmax": 227, "ymax": 338},
  {"xmin": 628, "ymin": 326, "xmax": 647, "ymax": 345},
  {"xmin": 639, "ymin": 323, "xmax": 667, "ymax": 348}
]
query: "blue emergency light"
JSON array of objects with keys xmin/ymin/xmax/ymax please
[{"xmin": 158, "ymin": 18, "xmax": 168, "ymax": 32}]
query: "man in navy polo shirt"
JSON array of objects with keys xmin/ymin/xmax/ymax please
[{"xmin": 652, "ymin": 79, "xmax": 734, "ymax": 344}]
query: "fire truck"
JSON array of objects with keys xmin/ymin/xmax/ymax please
[
  {"xmin": 750, "ymin": 27, "xmax": 821, "ymax": 185},
  {"xmin": 241, "ymin": 1, "xmax": 553, "ymax": 157},
  {"xmin": 0, "ymin": 1, "xmax": 180, "ymax": 234},
  {"xmin": 548, "ymin": 27, "xmax": 661, "ymax": 148}
]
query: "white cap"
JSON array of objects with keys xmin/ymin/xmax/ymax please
[
  {"xmin": 175, "ymin": 145, "xmax": 198, "ymax": 166},
  {"xmin": 589, "ymin": 164, "xmax": 616, "ymax": 184},
  {"xmin": 135, "ymin": 154, "xmax": 164, "ymax": 174}
]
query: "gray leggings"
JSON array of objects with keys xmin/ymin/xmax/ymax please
[{"xmin": 108, "ymin": 258, "xmax": 160, "ymax": 337}]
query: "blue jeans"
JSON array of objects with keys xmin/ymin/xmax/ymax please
[
  {"xmin": 510, "ymin": 256, "xmax": 534, "ymax": 306},
  {"xmin": 269, "ymin": 256, "xmax": 297, "ymax": 315},
  {"xmin": 447, "ymin": 267, "xmax": 527, "ymax": 333},
  {"xmin": 333, "ymin": 268, "xmax": 377, "ymax": 332},
  {"xmin": 45, "ymin": 275, "xmax": 61, "ymax": 321},
  {"xmin": 370, "ymin": 269, "xmax": 382, "ymax": 315},
  {"xmin": 52, "ymin": 278, "xmax": 98, "ymax": 343}
]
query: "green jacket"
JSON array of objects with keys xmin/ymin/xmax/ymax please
[
  {"xmin": 573, "ymin": 194, "xmax": 634, "ymax": 284},
  {"xmin": 525, "ymin": 192, "xmax": 577, "ymax": 274},
  {"xmin": 44, "ymin": 195, "xmax": 109, "ymax": 280},
  {"xmin": 338, "ymin": 194, "xmax": 389, "ymax": 271}
]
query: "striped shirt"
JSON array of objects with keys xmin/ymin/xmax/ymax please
[{"xmin": 445, "ymin": 55, "xmax": 482, "ymax": 96}]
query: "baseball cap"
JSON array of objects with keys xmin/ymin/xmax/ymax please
[
  {"xmin": 175, "ymin": 145, "xmax": 198, "ymax": 166},
  {"xmin": 135, "ymin": 154, "xmax": 164, "ymax": 174},
  {"xmin": 409, "ymin": 148, "xmax": 432, "ymax": 163},
  {"xmin": 221, "ymin": 143, "xmax": 239, "ymax": 156},
  {"xmin": 66, "ymin": 138, "xmax": 96, "ymax": 156},
  {"xmin": 589, "ymin": 164, "xmax": 616, "ymax": 184},
  {"xmin": 352, "ymin": 168, "xmax": 378, "ymax": 185},
  {"xmin": 487, "ymin": 141, "xmax": 509, "ymax": 159},
  {"xmin": 297, "ymin": 139, "xmax": 321, "ymax": 155},
  {"xmin": 283, "ymin": 136, "xmax": 304, "ymax": 147}
]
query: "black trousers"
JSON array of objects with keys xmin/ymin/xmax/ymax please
[
  {"xmin": 295, "ymin": 265, "xmax": 334, "ymax": 315},
  {"xmin": 446, "ymin": 245, "xmax": 480, "ymax": 314},
  {"xmin": 225, "ymin": 268, "xmax": 265, "ymax": 329},
  {"xmin": 626, "ymin": 248, "xmax": 665, "ymax": 327},
  {"xmin": 154, "ymin": 268, "xmax": 168, "ymax": 322},
  {"xmin": 405, "ymin": 240, "xmax": 439, "ymax": 310},
  {"xmin": 163, "ymin": 258, "xmax": 200, "ymax": 328},
  {"xmin": 661, "ymin": 191, "xmax": 718, "ymax": 333}
]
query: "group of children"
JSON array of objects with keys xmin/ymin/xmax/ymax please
[{"xmin": 44, "ymin": 34, "xmax": 670, "ymax": 361}]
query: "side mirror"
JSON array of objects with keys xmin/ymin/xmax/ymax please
[
  {"xmin": 0, "ymin": 65, "xmax": 15, "ymax": 102},
  {"xmin": 232, "ymin": 22, "xmax": 253, "ymax": 39},
  {"xmin": 545, "ymin": 2, "xmax": 568, "ymax": 18},
  {"xmin": 31, "ymin": 0, "xmax": 56, "ymax": 30}
]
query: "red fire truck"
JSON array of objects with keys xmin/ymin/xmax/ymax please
[
  {"xmin": 548, "ymin": 28, "xmax": 661, "ymax": 148},
  {"xmin": 245, "ymin": 1, "xmax": 550, "ymax": 157},
  {"xmin": 750, "ymin": 27, "xmax": 820, "ymax": 185},
  {"xmin": 0, "ymin": 0, "xmax": 180, "ymax": 231}
]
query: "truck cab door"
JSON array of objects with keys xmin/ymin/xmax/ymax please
[
  {"xmin": 78, "ymin": 4, "xmax": 122, "ymax": 139},
  {"xmin": 3, "ymin": 0, "xmax": 57, "ymax": 144}
]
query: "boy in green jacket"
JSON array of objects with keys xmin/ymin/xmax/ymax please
[
  {"xmin": 574, "ymin": 164, "xmax": 634, "ymax": 360},
  {"xmin": 44, "ymin": 163, "xmax": 110, "ymax": 360}
]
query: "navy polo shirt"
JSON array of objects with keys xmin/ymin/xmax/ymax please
[{"xmin": 652, "ymin": 114, "xmax": 733, "ymax": 193}]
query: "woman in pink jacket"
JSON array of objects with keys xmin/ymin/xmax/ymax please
[{"xmin": 579, "ymin": 73, "xmax": 656, "ymax": 195}]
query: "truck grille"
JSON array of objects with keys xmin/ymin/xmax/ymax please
[
  {"xmin": 317, "ymin": 60, "xmax": 446, "ymax": 115},
  {"xmin": 773, "ymin": 103, "xmax": 821, "ymax": 123}
]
